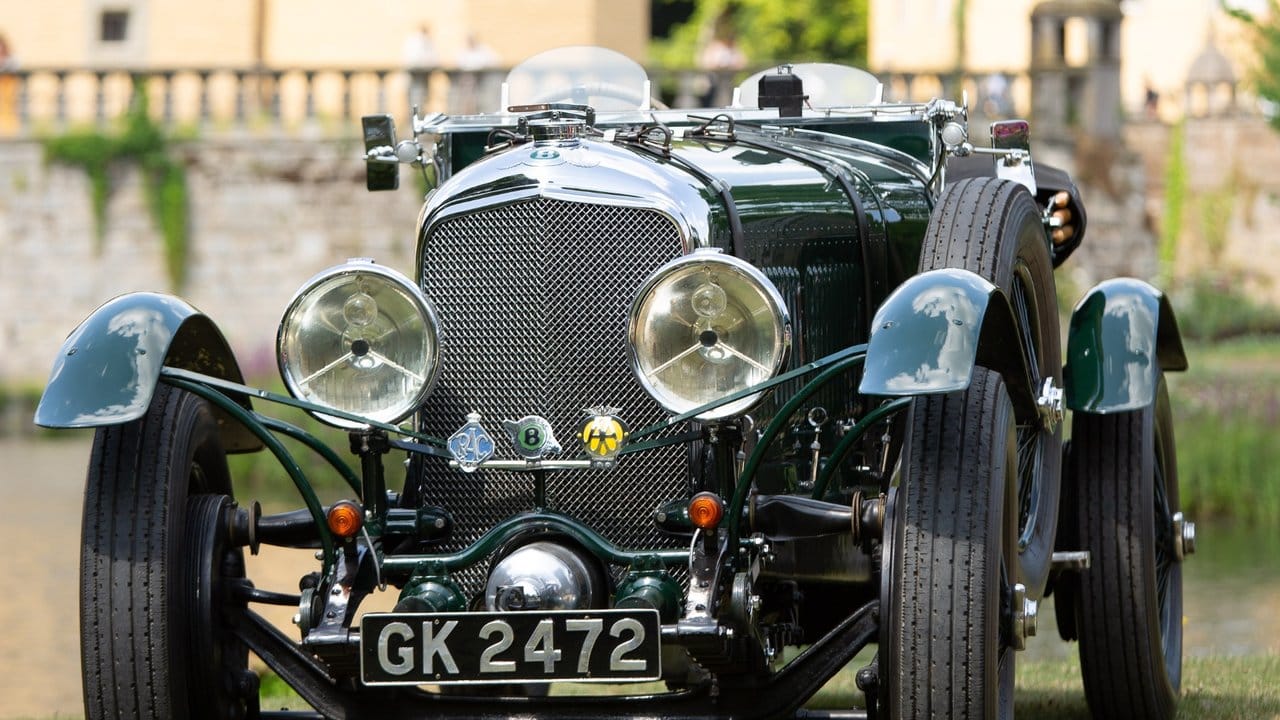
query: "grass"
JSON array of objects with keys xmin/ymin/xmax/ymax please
[
  {"xmin": 24, "ymin": 652, "xmax": 1280, "ymax": 718},
  {"xmin": 1015, "ymin": 654, "xmax": 1280, "ymax": 720},
  {"xmin": 248, "ymin": 653, "xmax": 1280, "ymax": 718}
]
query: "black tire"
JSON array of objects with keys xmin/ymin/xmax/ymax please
[
  {"xmin": 81, "ymin": 384, "xmax": 251, "ymax": 720},
  {"xmin": 919, "ymin": 176, "xmax": 1063, "ymax": 597},
  {"xmin": 1071, "ymin": 376, "xmax": 1182, "ymax": 720},
  {"xmin": 884, "ymin": 369, "xmax": 1018, "ymax": 719}
]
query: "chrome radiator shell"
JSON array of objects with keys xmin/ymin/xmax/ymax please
[{"xmin": 414, "ymin": 196, "xmax": 690, "ymax": 593}]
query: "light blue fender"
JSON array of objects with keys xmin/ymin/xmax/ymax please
[
  {"xmin": 1065, "ymin": 278, "xmax": 1188, "ymax": 414},
  {"xmin": 34, "ymin": 292, "xmax": 261, "ymax": 452},
  {"xmin": 858, "ymin": 268, "xmax": 1037, "ymax": 421}
]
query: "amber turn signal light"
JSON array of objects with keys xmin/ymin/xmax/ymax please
[
  {"xmin": 327, "ymin": 500, "xmax": 364, "ymax": 538},
  {"xmin": 688, "ymin": 492, "xmax": 725, "ymax": 530}
]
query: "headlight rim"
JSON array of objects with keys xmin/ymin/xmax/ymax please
[
  {"xmin": 628, "ymin": 249, "xmax": 791, "ymax": 421},
  {"xmin": 277, "ymin": 258, "xmax": 442, "ymax": 429}
]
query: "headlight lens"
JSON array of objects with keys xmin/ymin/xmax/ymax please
[
  {"xmin": 629, "ymin": 250, "xmax": 790, "ymax": 419},
  {"xmin": 278, "ymin": 259, "xmax": 441, "ymax": 428}
]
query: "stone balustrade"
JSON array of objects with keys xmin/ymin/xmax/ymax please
[{"xmin": 0, "ymin": 65, "xmax": 1036, "ymax": 137}]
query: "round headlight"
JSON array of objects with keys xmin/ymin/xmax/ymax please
[
  {"xmin": 629, "ymin": 250, "xmax": 790, "ymax": 420},
  {"xmin": 278, "ymin": 259, "xmax": 441, "ymax": 428}
]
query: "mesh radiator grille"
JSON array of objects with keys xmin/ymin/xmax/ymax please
[{"xmin": 417, "ymin": 197, "xmax": 688, "ymax": 593}]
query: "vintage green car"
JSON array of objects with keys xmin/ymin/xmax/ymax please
[{"xmin": 37, "ymin": 47, "xmax": 1193, "ymax": 719}]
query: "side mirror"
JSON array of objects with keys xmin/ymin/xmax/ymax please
[
  {"xmin": 990, "ymin": 119, "xmax": 1030, "ymax": 152},
  {"xmin": 362, "ymin": 114, "xmax": 399, "ymax": 192},
  {"xmin": 990, "ymin": 119, "xmax": 1035, "ymax": 195}
]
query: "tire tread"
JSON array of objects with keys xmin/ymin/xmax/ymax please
[
  {"xmin": 917, "ymin": 177, "xmax": 1062, "ymax": 597},
  {"xmin": 894, "ymin": 370, "xmax": 1008, "ymax": 719},
  {"xmin": 80, "ymin": 386, "xmax": 208, "ymax": 720},
  {"xmin": 1074, "ymin": 403, "xmax": 1179, "ymax": 720}
]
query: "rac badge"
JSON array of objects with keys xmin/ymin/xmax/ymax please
[
  {"xmin": 579, "ymin": 407, "xmax": 629, "ymax": 468},
  {"xmin": 502, "ymin": 415, "xmax": 561, "ymax": 460},
  {"xmin": 448, "ymin": 412, "xmax": 495, "ymax": 473}
]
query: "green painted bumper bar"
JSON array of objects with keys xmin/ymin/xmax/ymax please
[
  {"xmin": 159, "ymin": 367, "xmax": 447, "ymax": 447},
  {"xmin": 161, "ymin": 371, "xmax": 339, "ymax": 575},
  {"xmin": 380, "ymin": 512, "xmax": 689, "ymax": 580},
  {"xmin": 160, "ymin": 342, "xmax": 882, "ymax": 582},
  {"xmin": 630, "ymin": 344, "xmax": 868, "ymax": 441},
  {"xmin": 728, "ymin": 349, "xmax": 868, "ymax": 547},
  {"xmin": 256, "ymin": 415, "xmax": 362, "ymax": 496}
]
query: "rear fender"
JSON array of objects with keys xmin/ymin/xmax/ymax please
[
  {"xmin": 858, "ymin": 268, "xmax": 1037, "ymax": 421},
  {"xmin": 34, "ymin": 292, "xmax": 261, "ymax": 452},
  {"xmin": 1065, "ymin": 278, "xmax": 1187, "ymax": 414}
]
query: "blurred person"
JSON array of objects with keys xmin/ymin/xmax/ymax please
[
  {"xmin": 698, "ymin": 30, "xmax": 745, "ymax": 106},
  {"xmin": 403, "ymin": 24, "xmax": 438, "ymax": 111},
  {"xmin": 982, "ymin": 72, "xmax": 1010, "ymax": 117},
  {"xmin": 454, "ymin": 34, "xmax": 499, "ymax": 114},
  {"xmin": 456, "ymin": 34, "xmax": 498, "ymax": 71},
  {"xmin": 0, "ymin": 33, "xmax": 19, "ymax": 135}
]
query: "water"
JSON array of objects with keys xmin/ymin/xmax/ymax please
[
  {"xmin": 1, "ymin": 436, "xmax": 1276, "ymax": 717},
  {"xmin": 1181, "ymin": 520, "xmax": 1280, "ymax": 656},
  {"xmin": 1028, "ymin": 517, "xmax": 1280, "ymax": 661}
]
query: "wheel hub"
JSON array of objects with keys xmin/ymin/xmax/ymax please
[
  {"xmin": 1173, "ymin": 512, "xmax": 1196, "ymax": 560},
  {"xmin": 1010, "ymin": 582, "xmax": 1038, "ymax": 651}
]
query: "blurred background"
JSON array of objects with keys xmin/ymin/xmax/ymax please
[{"xmin": 1, "ymin": 0, "xmax": 1278, "ymax": 717}]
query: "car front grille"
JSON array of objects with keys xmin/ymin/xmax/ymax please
[{"xmin": 416, "ymin": 197, "xmax": 688, "ymax": 595}]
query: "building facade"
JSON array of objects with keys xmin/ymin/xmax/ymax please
[
  {"xmin": 0, "ymin": 0, "xmax": 650, "ymax": 69},
  {"xmin": 869, "ymin": 0, "xmax": 1259, "ymax": 119}
]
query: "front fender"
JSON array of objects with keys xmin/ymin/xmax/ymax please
[
  {"xmin": 858, "ymin": 268, "xmax": 1037, "ymax": 421},
  {"xmin": 1065, "ymin": 278, "xmax": 1187, "ymax": 414},
  {"xmin": 34, "ymin": 292, "xmax": 261, "ymax": 452}
]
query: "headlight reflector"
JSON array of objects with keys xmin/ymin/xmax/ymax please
[
  {"xmin": 629, "ymin": 250, "xmax": 790, "ymax": 419},
  {"xmin": 278, "ymin": 259, "xmax": 441, "ymax": 428}
]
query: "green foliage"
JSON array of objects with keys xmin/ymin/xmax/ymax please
[
  {"xmin": 1159, "ymin": 120, "xmax": 1185, "ymax": 284},
  {"xmin": 651, "ymin": 0, "xmax": 869, "ymax": 69},
  {"xmin": 953, "ymin": 0, "xmax": 968, "ymax": 71},
  {"xmin": 1196, "ymin": 188, "xmax": 1235, "ymax": 257},
  {"xmin": 1176, "ymin": 408, "xmax": 1280, "ymax": 525},
  {"xmin": 1174, "ymin": 274, "xmax": 1280, "ymax": 341},
  {"xmin": 1228, "ymin": 0, "xmax": 1280, "ymax": 130},
  {"xmin": 42, "ymin": 85, "xmax": 190, "ymax": 290},
  {"xmin": 257, "ymin": 671, "xmax": 311, "ymax": 709},
  {"xmin": 1170, "ymin": 338, "xmax": 1280, "ymax": 526},
  {"xmin": 0, "ymin": 383, "xmax": 42, "ymax": 413}
]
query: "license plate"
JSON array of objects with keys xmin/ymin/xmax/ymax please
[{"xmin": 360, "ymin": 609, "xmax": 662, "ymax": 685}]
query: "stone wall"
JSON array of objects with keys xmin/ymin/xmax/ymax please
[
  {"xmin": 1035, "ymin": 136, "xmax": 1160, "ymax": 299},
  {"xmin": 0, "ymin": 138, "xmax": 423, "ymax": 388},
  {"xmin": 1127, "ymin": 117, "xmax": 1280, "ymax": 308},
  {"xmin": 4, "ymin": 118, "xmax": 1279, "ymax": 394}
]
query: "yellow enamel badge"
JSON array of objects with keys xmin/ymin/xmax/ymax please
[{"xmin": 579, "ymin": 408, "xmax": 629, "ymax": 466}]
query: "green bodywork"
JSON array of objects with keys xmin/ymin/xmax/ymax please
[
  {"xmin": 672, "ymin": 133, "xmax": 932, "ymax": 340},
  {"xmin": 34, "ymin": 292, "xmax": 260, "ymax": 452},
  {"xmin": 35, "ymin": 100, "xmax": 1169, "ymax": 605},
  {"xmin": 1065, "ymin": 278, "xmax": 1188, "ymax": 414},
  {"xmin": 858, "ymin": 268, "xmax": 1037, "ymax": 421}
]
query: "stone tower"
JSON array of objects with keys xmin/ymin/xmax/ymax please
[{"xmin": 1030, "ymin": 0, "xmax": 1123, "ymax": 140}]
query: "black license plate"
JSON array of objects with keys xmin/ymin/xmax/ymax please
[{"xmin": 360, "ymin": 609, "xmax": 662, "ymax": 685}]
